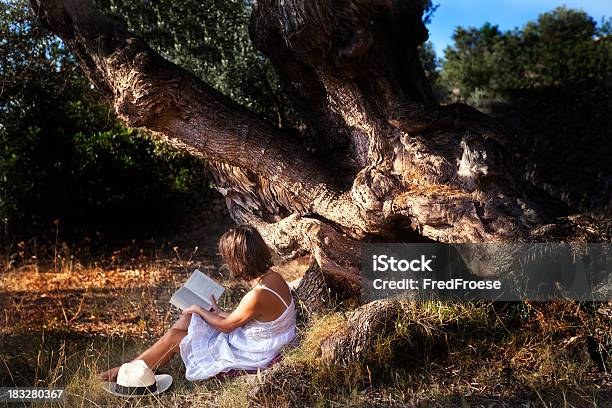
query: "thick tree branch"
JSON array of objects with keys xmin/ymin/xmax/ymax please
[
  {"xmin": 249, "ymin": 0, "xmax": 436, "ymax": 170},
  {"xmin": 30, "ymin": 0, "xmax": 368, "ymax": 232}
]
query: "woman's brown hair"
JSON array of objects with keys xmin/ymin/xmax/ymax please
[{"xmin": 218, "ymin": 225, "xmax": 272, "ymax": 281}]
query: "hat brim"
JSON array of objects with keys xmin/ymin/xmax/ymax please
[{"xmin": 103, "ymin": 374, "xmax": 173, "ymax": 398}]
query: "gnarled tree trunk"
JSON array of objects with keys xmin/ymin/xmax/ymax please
[{"xmin": 31, "ymin": 0, "xmax": 588, "ymax": 265}]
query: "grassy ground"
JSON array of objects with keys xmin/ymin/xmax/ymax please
[
  {"xmin": 276, "ymin": 301, "xmax": 611, "ymax": 407},
  {"xmin": 1, "ymin": 227, "xmax": 611, "ymax": 407}
]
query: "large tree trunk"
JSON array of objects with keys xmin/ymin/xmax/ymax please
[
  {"xmin": 30, "ymin": 0, "xmax": 542, "ymax": 238},
  {"xmin": 31, "ymin": 0, "xmax": 607, "ymax": 331}
]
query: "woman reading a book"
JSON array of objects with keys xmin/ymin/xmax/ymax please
[{"xmin": 99, "ymin": 225, "xmax": 296, "ymax": 382}]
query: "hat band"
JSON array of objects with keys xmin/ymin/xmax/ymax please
[{"xmin": 115, "ymin": 382, "xmax": 158, "ymax": 395}]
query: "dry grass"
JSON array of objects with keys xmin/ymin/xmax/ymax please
[
  {"xmin": 0, "ymin": 232, "xmax": 309, "ymax": 408},
  {"xmin": 1, "ymin": 236, "xmax": 611, "ymax": 407},
  {"xmin": 0, "ymin": 335, "xmax": 254, "ymax": 408}
]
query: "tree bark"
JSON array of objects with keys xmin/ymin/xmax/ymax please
[{"xmin": 248, "ymin": 0, "xmax": 553, "ymax": 244}]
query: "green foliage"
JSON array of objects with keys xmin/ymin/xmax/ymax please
[
  {"xmin": 1, "ymin": 0, "xmax": 208, "ymax": 240},
  {"xmin": 440, "ymin": 7, "xmax": 612, "ymax": 104},
  {"xmin": 2, "ymin": 0, "xmax": 302, "ymax": 241},
  {"xmin": 422, "ymin": 0, "xmax": 440, "ymax": 26}
]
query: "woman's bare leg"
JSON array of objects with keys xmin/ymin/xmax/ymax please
[
  {"xmin": 170, "ymin": 314, "xmax": 191, "ymax": 331},
  {"xmin": 99, "ymin": 314, "xmax": 191, "ymax": 381},
  {"xmin": 133, "ymin": 327, "xmax": 187, "ymax": 371}
]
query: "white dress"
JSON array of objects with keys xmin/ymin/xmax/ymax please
[{"xmin": 179, "ymin": 284, "xmax": 297, "ymax": 381}]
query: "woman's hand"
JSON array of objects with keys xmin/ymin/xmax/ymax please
[
  {"xmin": 209, "ymin": 296, "xmax": 230, "ymax": 317},
  {"xmin": 182, "ymin": 303, "xmax": 230, "ymax": 330},
  {"xmin": 210, "ymin": 295, "xmax": 221, "ymax": 313},
  {"xmin": 183, "ymin": 304, "xmax": 206, "ymax": 317}
]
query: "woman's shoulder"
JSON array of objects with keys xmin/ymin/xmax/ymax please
[
  {"xmin": 258, "ymin": 272, "xmax": 292, "ymax": 301},
  {"xmin": 262, "ymin": 270, "xmax": 290, "ymax": 288}
]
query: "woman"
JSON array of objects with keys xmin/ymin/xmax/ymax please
[{"xmin": 99, "ymin": 225, "xmax": 296, "ymax": 381}]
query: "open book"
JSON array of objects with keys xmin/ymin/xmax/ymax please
[{"xmin": 170, "ymin": 269, "xmax": 225, "ymax": 311}]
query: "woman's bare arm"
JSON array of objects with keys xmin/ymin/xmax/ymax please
[{"xmin": 184, "ymin": 291, "xmax": 258, "ymax": 333}]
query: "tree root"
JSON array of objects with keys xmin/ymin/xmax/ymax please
[{"xmin": 320, "ymin": 300, "xmax": 401, "ymax": 365}]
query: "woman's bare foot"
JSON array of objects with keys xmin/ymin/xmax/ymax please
[{"xmin": 98, "ymin": 366, "xmax": 120, "ymax": 382}]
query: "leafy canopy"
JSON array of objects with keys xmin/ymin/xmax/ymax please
[{"xmin": 440, "ymin": 7, "xmax": 612, "ymax": 103}]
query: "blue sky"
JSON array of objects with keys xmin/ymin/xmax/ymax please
[{"xmin": 428, "ymin": 0, "xmax": 611, "ymax": 55}]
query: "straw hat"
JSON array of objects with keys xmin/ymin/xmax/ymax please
[{"xmin": 102, "ymin": 360, "xmax": 172, "ymax": 398}]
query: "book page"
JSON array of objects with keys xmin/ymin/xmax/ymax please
[
  {"xmin": 169, "ymin": 287, "xmax": 211, "ymax": 311},
  {"xmin": 184, "ymin": 269, "xmax": 225, "ymax": 303},
  {"xmin": 169, "ymin": 269, "xmax": 225, "ymax": 311}
]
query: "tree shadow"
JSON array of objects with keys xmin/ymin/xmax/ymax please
[{"xmin": 486, "ymin": 78, "xmax": 612, "ymax": 218}]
